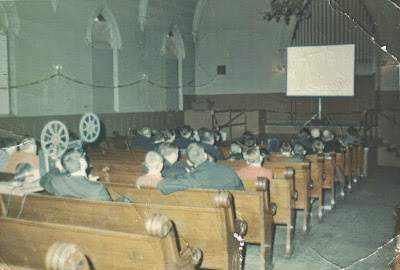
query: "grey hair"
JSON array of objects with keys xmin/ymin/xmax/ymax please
[
  {"xmin": 144, "ymin": 151, "xmax": 163, "ymax": 170},
  {"xmin": 243, "ymin": 147, "xmax": 262, "ymax": 165},
  {"xmin": 159, "ymin": 143, "xmax": 178, "ymax": 158}
]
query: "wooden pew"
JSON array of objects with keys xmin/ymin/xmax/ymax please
[
  {"xmin": 305, "ymin": 154, "xmax": 325, "ymax": 221},
  {"xmin": 2, "ymin": 190, "xmax": 237, "ymax": 269},
  {"xmin": 95, "ymin": 167, "xmax": 278, "ymax": 266},
  {"xmin": 344, "ymin": 145, "xmax": 353, "ymax": 190},
  {"xmin": 221, "ymin": 159, "xmax": 311, "ymax": 234},
  {"xmin": 103, "ymin": 182, "xmax": 276, "ymax": 268},
  {"xmin": 0, "ymin": 214, "xmax": 199, "ymax": 270},
  {"xmin": 323, "ymin": 152, "xmax": 336, "ymax": 208}
]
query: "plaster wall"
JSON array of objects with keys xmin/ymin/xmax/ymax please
[
  {"xmin": 3, "ymin": 0, "xmax": 196, "ymax": 116},
  {"xmin": 195, "ymin": 0, "xmax": 295, "ymax": 95}
]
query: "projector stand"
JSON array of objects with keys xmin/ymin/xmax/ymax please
[{"xmin": 303, "ymin": 98, "xmax": 324, "ymax": 126}]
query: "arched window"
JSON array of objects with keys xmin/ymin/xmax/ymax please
[{"xmin": 87, "ymin": 6, "xmax": 121, "ymax": 113}]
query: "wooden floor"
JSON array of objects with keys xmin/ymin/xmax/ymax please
[{"xmin": 244, "ymin": 166, "xmax": 400, "ymax": 270}]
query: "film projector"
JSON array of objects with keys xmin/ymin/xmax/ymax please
[{"xmin": 39, "ymin": 113, "xmax": 101, "ymax": 175}]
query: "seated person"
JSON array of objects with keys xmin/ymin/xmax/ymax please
[
  {"xmin": 236, "ymin": 147, "xmax": 273, "ymax": 180},
  {"xmin": 310, "ymin": 128, "xmax": 322, "ymax": 142},
  {"xmin": 322, "ymin": 130, "xmax": 344, "ymax": 153},
  {"xmin": 228, "ymin": 143, "xmax": 243, "ymax": 161},
  {"xmin": 146, "ymin": 130, "xmax": 165, "ymax": 151},
  {"xmin": 200, "ymin": 130, "xmax": 225, "ymax": 161},
  {"xmin": 40, "ymin": 149, "xmax": 112, "ymax": 201},
  {"xmin": 312, "ymin": 139, "xmax": 325, "ymax": 154},
  {"xmin": 343, "ymin": 126, "xmax": 361, "ymax": 145},
  {"xmin": 267, "ymin": 136, "xmax": 280, "ymax": 152},
  {"xmin": 163, "ymin": 129, "xmax": 176, "ymax": 144},
  {"xmin": 175, "ymin": 125, "xmax": 194, "ymax": 151},
  {"xmin": 157, "ymin": 143, "xmax": 244, "ymax": 195},
  {"xmin": 159, "ymin": 143, "xmax": 191, "ymax": 178},
  {"xmin": 0, "ymin": 138, "xmax": 18, "ymax": 172},
  {"xmin": 132, "ymin": 127, "xmax": 152, "ymax": 148},
  {"xmin": 238, "ymin": 131, "xmax": 256, "ymax": 148},
  {"xmin": 292, "ymin": 128, "xmax": 313, "ymax": 155},
  {"xmin": 5, "ymin": 137, "xmax": 39, "ymax": 173},
  {"xmin": 280, "ymin": 141, "xmax": 293, "ymax": 156},
  {"xmin": 0, "ymin": 162, "xmax": 42, "ymax": 195},
  {"xmin": 136, "ymin": 151, "xmax": 164, "ymax": 189},
  {"xmin": 288, "ymin": 143, "xmax": 306, "ymax": 162}
]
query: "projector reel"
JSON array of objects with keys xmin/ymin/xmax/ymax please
[
  {"xmin": 40, "ymin": 120, "xmax": 70, "ymax": 159},
  {"xmin": 79, "ymin": 112, "xmax": 100, "ymax": 143}
]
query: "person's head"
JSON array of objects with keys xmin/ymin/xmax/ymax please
[
  {"xmin": 242, "ymin": 131, "xmax": 254, "ymax": 141},
  {"xmin": 186, "ymin": 143, "xmax": 208, "ymax": 167},
  {"xmin": 197, "ymin": 127, "xmax": 209, "ymax": 139},
  {"xmin": 243, "ymin": 147, "xmax": 263, "ymax": 166},
  {"xmin": 310, "ymin": 128, "xmax": 321, "ymax": 139},
  {"xmin": 159, "ymin": 143, "xmax": 179, "ymax": 164},
  {"xmin": 153, "ymin": 130, "xmax": 165, "ymax": 143},
  {"xmin": 229, "ymin": 143, "xmax": 242, "ymax": 154},
  {"xmin": 144, "ymin": 151, "xmax": 164, "ymax": 174},
  {"xmin": 299, "ymin": 128, "xmax": 311, "ymax": 139},
  {"xmin": 13, "ymin": 163, "xmax": 39, "ymax": 183},
  {"xmin": 322, "ymin": 130, "xmax": 335, "ymax": 142},
  {"xmin": 293, "ymin": 143, "xmax": 306, "ymax": 156},
  {"xmin": 2, "ymin": 138, "xmax": 18, "ymax": 155},
  {"xmin": 179, "ymin": 125, "xmax": 193, "ymax": 139},
  {"xmin": 312, "ymin": 139, "xmax": 325, "ymax": 153},
  {"xmin": 347, "ymin": 126, "xmax": 358, "ymax": 137},
  {"xmin": 200, "ymin": 130, "xmax": 215, "ymax": 145},
  {"xmin": 19, "ymin": 137, "xmax": 37, "ymax": 154},
  {"xmin": 140, "ymin": 127, "xmax": 152, "ymax": 138},
  {"xmin": 280, "ymin": 141, "xmax": 292, "ymax": 154},
  {"xmin": 267, "ymin": 137, "xmax": 280, "ymax": 152},
  {"xmin": 61, "ymin": 149, "xmax": 88, "ymax": 175},
  {"xmin": 192, "ymin": 130, "xmax": 200, "ymax": 141},
  {"xmin": 244, "ymin": 136, "xmax": 256, "ymax": 147},
  {"xmin": 163, "ymin": 129, "xmax": 176, "ymax": 143}
]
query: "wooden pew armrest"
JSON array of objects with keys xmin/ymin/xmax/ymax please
[
  {"xmin": 235, "ymin": 219, "xmax": 248, "ymax": 237},
  {"xmin": 268, "ymin": 202, "xmax": 277, "ymax": 216},
  {"xmin": 179, "ymin": 246, "xmax": 202, "ymax": 267},
  {"xmin": 293, "ymin": 190, "xmax": 299, "ymax": 201}
]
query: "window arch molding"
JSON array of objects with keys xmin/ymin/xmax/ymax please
[{"xmin": 85, "ymin": 5, "xmax": 122, "ymax": 49}]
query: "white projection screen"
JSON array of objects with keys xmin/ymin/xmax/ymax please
[{"xmin": 287, "ymin": 44, "xmax": 355, "ymax": 97}]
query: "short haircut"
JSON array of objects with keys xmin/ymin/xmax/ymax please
[
  {"xmin": 200, "ymin": 130, "xmax": 214, "ymax": 143},
  {"xmin": 229, "ymin": 143, "xmax": 241, "ymax": 154},
  {"xmin": 19, "ymin": 137, "xmax": 36, "ymax": 151},
  {"xmin": 14, "ymin": 163, "xmax": 35, "ymax": 182},
  {"xmin": 140, "ymin": 127, "xmax": 152, "ymax": 137},
  {"xmin": 312, "ymin": 139, "xmax": 325, "ymax": 152},
  {"xmin": 2, "ymin": 138, "xmax": 18, "ymax": 148},
  {"xmin": 299, "ymin": 128, "xmax": 311, "ymax": 138},
  {"xmin": 61, "ymin": 149, "xmax": 82, "ymax": 174},
  {"xmin": 242, "ymin": 131, "xmax": 254, "ymax": 140},
  {"xmin": 293, "ymin": 143, "xmax": 305, "ymax": 155},
  {"xmin": 187, "ymin": 143, "xmax": 206, "ymax": 165},
  {"xmin": 244, "ymin": 137, "xmax": 256, "ymax": 147},
  {"xmin": 197, "ymin": 127, "xmax": 209, "ymax": 139},
  {"xmin": 281, "ymin": 141, "xmax": 292, "ymax": 153},
  {"xmin": 159, "ymin": 143, "xmax": 179, "ymax": 158},
  {"xmin": 322, "ymin": 130, "xmax": 334, "ymax": 141},
  {"xmin": 144, "ymin": 151, "xmax": 163, "ymax": 170},
  {"xmin": 310, "ymin": 128, "xmax": 321, "ymax": 139},
  {"xmin": 179, "ymin": 125, "xmax": 192, "ymax": 137},
  {"xmin": 163, "ymin": 129, "xmax": 176, "ymax": 141},
  {"xmin": 243, "ymin": 147, "xmax": 262, "ymax": 165},
  {"xmin": 153, "ymin": 130, "xmax": 165, "ymax": 142}
]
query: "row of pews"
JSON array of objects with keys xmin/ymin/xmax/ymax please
[{"xmin": 0, "ymin": 143, "xmax": 365, "ymax": 269}]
